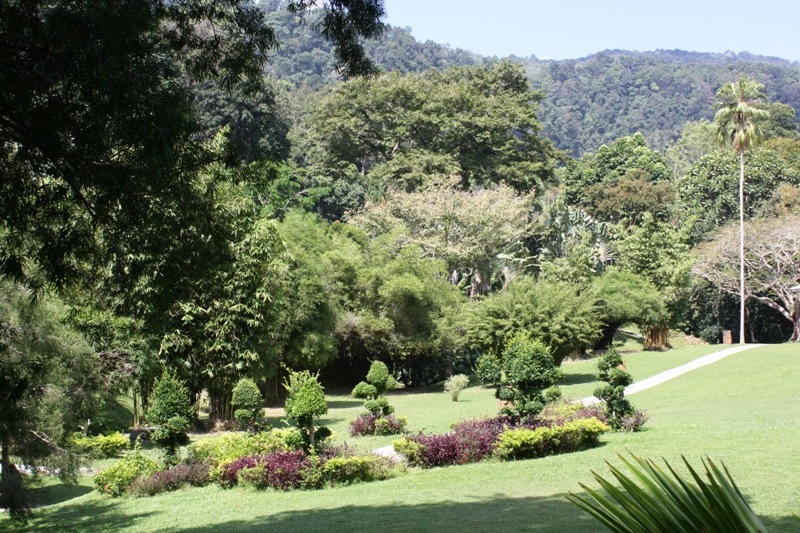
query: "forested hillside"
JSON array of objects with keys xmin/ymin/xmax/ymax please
[
  {"xmin": 257, "ymin": 1, "xmax": 800, "ymax": 157},
  {"xmin": 523, "ymin": 51, "xmax": 800, "ymax": 155},
  {"xmin": 260, "ymin": 0, "xmax": 481, "ymax": 88}
]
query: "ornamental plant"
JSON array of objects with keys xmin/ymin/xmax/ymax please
[
  {"xmin": 350, "ymin": 361, "xmax": 404, "ymax": 436},
  {"xmin": 283, "ymin": 367, "xmax": 328, "ymax": 447},
  {"xmin": 568, "ymin": 453, "xmax": 767, "ymax": 533},
  {"xmin": 352, "ymin": 361, "xmax": 397, "ymax": 400},
  {"xmin": 475, "ymin": 332, "xmax": 563, "ymax": 417},
  {"xmin": 94, "ymin": 447, "xmax": 159, "ymax": 497},
  {"xmin": 443, "ymin": 374, "xmax": 470, "ymax": 401},
  {"xmin": 594, "ymin": 346, "xmax": 647, "ymax": 431},
  {"xmin": 232, "ymin": 378, "xmax": 265, "ymax": 432},
  {"xmin": 146, "ymin": 369, "xmax": 195, "ymax": 464}
]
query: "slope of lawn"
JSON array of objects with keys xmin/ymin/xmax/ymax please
[{"xmin": 3, "ymin": 343, "xmax": 799, "ymax": 533}]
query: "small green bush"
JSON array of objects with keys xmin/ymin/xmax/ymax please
[
  {"xmin": 94, "ymin": 451, "xmax": 159, "ymax": 497},
  {"xmin": 68, "ymin": 432, "xmax": 129, "ymax": 459},
  {"xmin": 364, "ymin": 397, "xmax": 394, "ymax": 417},
  {"xmin": 232, "ymin": 378, "xmax": 264, "ymax": 432},
  {"xmin": 351, "ymin": 382, "xmax": 378, "ymax": 400},
  {"xmin": 186, "ymin": 428, "xmax": 302, "ymax": 466},
  {"xmin": 495, "ymin": 418, "xmax": 609, "ymax": 460},
  {"xmin": 237, "ymin": 466, "xmax": 270, "ymax": 490},
  {"xmin": 322, "ymin": 456, "xmax": 402, "ymax": 485},
  {"xmin": 366, "ymin": 361, "xmax": 397, "ymax": 396},
  {"xmin": 475, "ymin": 333, "xmax": 563, "ymax": 417},
  {"xmin": 147, "ymin": 370, "xmax": 195, "ymax": 463},
  {"xmin": 443, "ymin": 374, "xmax": 470, "ymax": 401},
  {"xmin": 374, "ymin": 415, "xmax": 408, "ymax": 435},
  {"xmin": 594, "ymin": 346, "xmax": 647, "ymax": 430},
  {"xmin": 392, "ymin": 439, "xmax": 425, "ymax": 466},
  {"xmin": 283, "ymin": 368, "xmax": 328, "ymax": 447}
]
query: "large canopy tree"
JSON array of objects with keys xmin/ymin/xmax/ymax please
[
  {"xmin": 302, "ymin": 60, "xmax": 562, "ymax": 203},
  {"xmin": 350, "ymin": 182, "xmax": 535, "ymax": 297},
  {"xmin": 713, "ymin": 75, "xmax": 770, "ymax": 344},
  {"xmin": 0, "ymin": 0, "xmax": 386, "ymax": 293}
]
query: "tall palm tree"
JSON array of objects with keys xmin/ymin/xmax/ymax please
[{"xmin": 713, "ymin": 76, "xmax": 770, "ymax": 344}]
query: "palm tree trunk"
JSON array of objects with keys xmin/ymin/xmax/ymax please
[{"xmin": 739, "ymin": 150, "xmax": 746, "ymax": 345}]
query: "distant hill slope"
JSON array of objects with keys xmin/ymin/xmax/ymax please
[
  {"xmin": 259, "ymin": 1, "xmax": 800, "ymax": 157},
  {"xmin": 261, "ymin": 1, "xmax": 481, "ymax": 88},
  {"xmin": 522, "ymin": 51, "xmax": 800, "ymax": 155}
]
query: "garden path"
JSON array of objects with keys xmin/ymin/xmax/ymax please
[{"xmin": 580, "ymin": 343, "xmax": 763, "ymax": 406}]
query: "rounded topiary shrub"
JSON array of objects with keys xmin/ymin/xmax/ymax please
[{"xmin": 232, "ymin": 378, "xmax": 264, "ymax": 432}]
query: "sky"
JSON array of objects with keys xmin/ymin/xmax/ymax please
[{"xmin": 382, "ymin": 0, "xmax": 800, "ymax": 63}]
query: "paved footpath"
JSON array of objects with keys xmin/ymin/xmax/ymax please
[{"xmin": 581, "ymin": 344, "xmax": 763, "ymax": 406}]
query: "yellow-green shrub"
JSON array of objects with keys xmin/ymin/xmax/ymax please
[
  {"xmin": 94, "ymin": 451, "xmax": 159, "ymax": 497},
  {"xmin": 68, "ymin": 432, "xmax": 129, "ymax": 459},
  {"xmin": 322, "ymin": 456, "xmax": 402, "ymax": 485},
  {"xmin": 496, "ymin": 418, "xmax": 609, "ymax": 460},
  {"xmin": 186, "ymin": 428, "xmax": 302, "ymax": 466}
]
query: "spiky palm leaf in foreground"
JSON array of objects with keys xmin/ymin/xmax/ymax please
[{"xmin": 567, "ymin": 453, "xmax": 767, "ymax": 533}]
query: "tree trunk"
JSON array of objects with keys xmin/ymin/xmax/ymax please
[
  {"xmin": 644, "ymin": 326, "xmax": 669, "ymax": 351},
  {"xmin": 209, "ymin": 390, "xmax": 233, "ymax": 422},
  {"xmin": 1, "ymin": 433, "xmax": 10, "ymax": 483},
  {"xmin": 132, "ymin": 389, "xmax": 138, "ymax": 429},
  {"xmin": 792, "ymin": 303, "xmax": 800, "ymax": 342},
  {"xmin": 739, "ymin": 150, "xmax": 746, "ymax": 345}
]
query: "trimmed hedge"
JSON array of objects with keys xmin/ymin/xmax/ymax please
[{"xmin": 68, "ymin": 432, "xmax": 129, "ymax": 459}]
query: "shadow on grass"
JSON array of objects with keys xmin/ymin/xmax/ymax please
[
  {"xmin": 559, "ymin": 373, "xmax": 598, "ymax": 387},
  {"xmin": 13, "ymin": 491, "xmax": 800, "ymax": 533},
  {"xmin": 28, "ymin": 483, "xmax": 93, "ymax": 508},
  {"xmin": 1, "ymin": 499, "xmax": 158, "ymax": 533},
  {"xmin": 160, "ymin": 494, "xmax": 604, "ymax": 533},
  {"xmin": 327, "ymin": 400, "xmax": 363, "ymax": 409}
]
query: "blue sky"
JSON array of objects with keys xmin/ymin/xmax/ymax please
[{"xmin": 382, "ymin": 1, "xmax": 800, "ymax": 62}]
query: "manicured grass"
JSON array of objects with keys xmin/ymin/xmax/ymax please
[{"xmin": 3, "ymin": 343, "xmax": 799, "ymax": 533}]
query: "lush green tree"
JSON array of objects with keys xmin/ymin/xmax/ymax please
[
  {"xmin": 0, "ymin": 0, "xmax": 285, "ymax": 291},
  {"xmin": 474, "ymin": 332, "xmax": 562, "ymax": 417},
  {"xmin": 561, "ymin": 133, "xmax": 671, "ymax": 207},
  {"xmin": 464, "ymin": 277, "xmax": 602, "ymax": 365},
  {"xmin": 351, "ymin": 181, "xmax": 535, "ymax": 297},
  {"xmin": 302, "ymin": 60, "xmax": 562, "ymax": 206},
  {"xmin": 533, "ymin": 195, "xmax": 615, "ymax": 278},
  {"xmin": 0, "ymin": 283, "xmax": 111, "ymax": 518},
  {"xmin": 593, "ymin": 270, "xmax": 666, "ymax": 348},
  {"xmin": 677, "ymin": 148, "xmax": 800, "ymax": 239},
  {"xmin": 146, "ymin": 369, "xmax": 194, "ymax": 464},
  {"xmin": 612, "ymin": 214, "xmax": 693, "ymax": 349},
  {"xmin": 582, "ymin": 175, "xmax": 674, "ymax": 227},
  {"xmin": 283, "ymin": 368, "xmax": 328, "ymax": 446},
  {"xmin": 665, "ymin": 119, "xmax": 720, "ymax": 179},
  {"xmin": 761, "ymin": 102, "xmax": 799, "ymax": 140},
  {"xmin": 714, "ymin": 76, "xmax": 771, "ymax": 344}
]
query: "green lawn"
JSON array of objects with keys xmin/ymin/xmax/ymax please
[{"xmin": 3, "ymin": 343, "xmax": 800, "ymax": 533}]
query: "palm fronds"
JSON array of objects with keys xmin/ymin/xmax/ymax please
[{"xmin": 567, "ymin": 452, "xmax": 767, "ymax": 533}]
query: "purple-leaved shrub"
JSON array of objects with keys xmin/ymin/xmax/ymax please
[{"xmin": 130, "ymin": 462, "xmax": 210, "ymax": 497}]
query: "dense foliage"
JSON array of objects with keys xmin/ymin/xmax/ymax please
[
  {"xmin": 394, "ymin": 404, "xmax": 609, "ymax": 468},
  {"xmin": 475, "ymin": 333, "xmax": 563, "ymax": 417},
  {"xmin": 465, "ymin": 277, "xmax": 602, "ymax": 364},
  {"xmin": 283, "ymin": 368, "xmax": 329, "ymax": 446},
  {"xmin": 146, "ymin": 370, "xmax": 195, "ymax": 462},
  {"xmin": 525, "ymin": 50, "xmax": 800, "ymax": 155}
]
